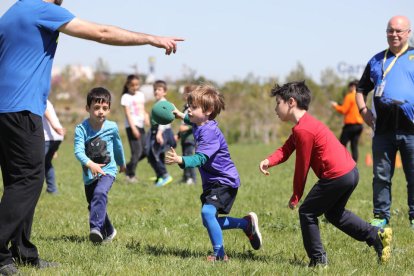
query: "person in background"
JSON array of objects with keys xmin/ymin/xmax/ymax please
[
  {"xmin": 0, "ymin": 0, "xmax": 183, "ymax": 274},
  {"xmin": 331, "ymin": 80, "xmax": 364, "ymax": 162},
  {"xmin": 177, "ymin": 85, "xmax": 197, "ymax": 184},
  {"xmin": 356, "ymin": 15, "xmax": 414, "ymax": 229},
  {"xmin": 147, "ymin": 80, "xmax": 176, "ymax": 187},
  {"xmin": 43, "ymin": 99, "xmax": 66, "ymax": 194},
  {"xmin": 121, "ymin": 75, "xmax": 149, "ymax": 183}
]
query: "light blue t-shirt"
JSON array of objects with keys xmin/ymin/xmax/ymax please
[
  {"xmin": 74, "ymin": 119, "xmax": 126, "ymax": 185},
  {"xmin": 0, "ymin": 0, "xmax": 75, "ymax": 116}
]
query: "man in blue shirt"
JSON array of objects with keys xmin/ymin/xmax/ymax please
[
  {"xmin": 0, "ymin": 1, "xmax": 183, "ymax": 274},
  {"xmin": 356, "ymin": 15, "xmax": 414, "ymax": 229}
]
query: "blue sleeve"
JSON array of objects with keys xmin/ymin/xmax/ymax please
[
  {"xmin": 113, "ymin": 125, "xmax": 126, "ymax": 166},
  {"xmin": 37, "ymin": 3, "xmax": 75, "ymax": 32},
  {"xmin": 181, "ymin": 153, "xmax": 208, "ymax": 168},
  {"xmin": 74, "ymin": 125, "xmax": 90, "ymax": 166}
]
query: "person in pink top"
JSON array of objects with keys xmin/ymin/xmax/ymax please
[{"xmin": 258, "ymin": 81, "xmax": 392, "ymax": 267}]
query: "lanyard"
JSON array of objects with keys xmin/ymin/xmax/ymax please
[{"xmin": 382, "ymin": 44, "xmax": 409, "ymax": 79}]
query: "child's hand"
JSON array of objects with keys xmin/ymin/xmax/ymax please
[
  {"xmin": 87, "ymin": 161, "xmax": 106, "ymax": 177},
  {"xmin": 330, "ymin": 100, "xmax": 337, "ymax": 106},
  {"xmin": 259, "ymin": 159, "xmax": 270, "ymax": 175},
  {"xmin": 288, "ymin": 195, "xmax": 298, "ymax": 210},
  {"xmin": 156, "ymin": 131, "xmax": 164, "ymax": 145},
  {"xmin": 132, "ymin": 126, "xmax": 141, "ymax": 139},
  {"xmin": 173, "ymin": 107, "xmax": 185, "ymax": 120},
  {"xmin": 119, "ymin": 165, "xmax": 126, "ymax": 173},
  {"xmin": 288, "ymin": 201, "xmax": 297, "ymax": 210},
  {"xmin": 165, "ymin": 147, "xmax": 183, "ymax": 165}
]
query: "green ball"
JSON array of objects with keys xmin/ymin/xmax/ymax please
[{"xmin": 151, "ymin": 100, "xmax": 175, "ymax": 125}]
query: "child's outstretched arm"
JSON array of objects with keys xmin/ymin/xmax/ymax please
[
  {"xmin": 172, "ymin": 106, "xmax": 185, "ymax": 120},
  {"xmin": 259, "ymin": 159, "xmax": 270, "ymax": 176},
  {"xmin": 166, "ymin": 147, "xmax": 208, "ymax": 168}
]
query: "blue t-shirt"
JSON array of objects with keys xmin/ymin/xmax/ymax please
[
  {"xmin": 0, "ymin": 0, "xmax": 75, "ymax": 116},
  {"xmin": 192, "ymin": 120, "xmax": 240, "ymax": 190},
  {"xmin": 74, "ymin": 119, "xmax": 126, "ymax": 185},
  {"xmin": 358, "ymin": 47, "xmax": 414, "ymax": 134}
]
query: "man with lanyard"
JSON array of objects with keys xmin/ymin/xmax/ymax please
[
  {"xmin": 0, "ymin": 0, "xmax": 183, "ymax": 275},
  {"xmin": 356, "ymin": 15, "xmax": 414, "ymax": 229}
]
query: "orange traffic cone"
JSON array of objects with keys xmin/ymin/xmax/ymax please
[
  {"xmin": 365, "ymin": 153, "xmax": 373, "ymax": 167},
  {"xmin": 395, "ymin": 153, "xmax": 402, "ymax": 169}
]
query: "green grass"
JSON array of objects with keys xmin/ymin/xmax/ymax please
[{"xmin": 1, "ymin": 140, "xmax": 413, "ymax": 275}]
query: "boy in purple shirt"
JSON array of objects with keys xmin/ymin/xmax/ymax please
[{"xmin": 166, "ymin": 84, "xmax": 262, "ymax": 261}]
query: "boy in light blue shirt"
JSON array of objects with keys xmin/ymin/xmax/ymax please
[{"xmin": 74, "ymin": 87, "xmax": 126, "ymax": 243}]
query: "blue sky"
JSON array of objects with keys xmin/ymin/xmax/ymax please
[{"xmin": 1, "ymin": 1, "xmax": 413, "ymax": 83}]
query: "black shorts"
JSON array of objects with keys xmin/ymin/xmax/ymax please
[{"xmin": 200, "ymin": 183, "xmax": 238, "ymax": 214}]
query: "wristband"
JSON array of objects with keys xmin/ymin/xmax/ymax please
[{"xmin": 359, "ymin": 106, "xmax": 367, "ymax": 113}]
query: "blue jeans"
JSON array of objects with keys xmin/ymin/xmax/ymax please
[
  {"xmin": 372, "ymin": 132, "xmax": 414, "ymax": 221},
  {"xmin": 84, "ymin": 175, "xmax": 115, "ymax": 238},
  {"xmin": 44, "ymin": 140, "xmax": 61, "ymax": 193}
]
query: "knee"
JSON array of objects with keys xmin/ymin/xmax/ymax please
[{"xmin": 201, "ymin": 205, "xmax": 217, "ymax": 228}]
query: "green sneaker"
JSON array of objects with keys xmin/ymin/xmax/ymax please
[
  {"xmin": 370, "ymin": 215, "xmax": 388, "ymax": 228},
  {"xmin": 373, "ymin": 228, "xmax": 392, "ymax": 263}
]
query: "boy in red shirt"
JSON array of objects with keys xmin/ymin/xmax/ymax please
[{"xmin": 259, "ymin": 81, "xmax": 392, "ymax": 267}]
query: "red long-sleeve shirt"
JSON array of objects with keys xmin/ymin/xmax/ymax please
[{"xmin": 267, "ymin": 112, "xmax": 355, "ymax": 206}]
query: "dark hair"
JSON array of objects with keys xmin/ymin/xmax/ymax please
[
  {"xmin": 122, "ymin": 74, "xmax": 140, "ymax": 95},
  {"xmin": 87, "ymin": 87, "xmax": 112, "ymax": 108},
  {"xmin": 187, "ymin": 84, "xmax": 225, "ymax": 120},
  {"xmin": 348, "ymin": 80, "xmax": 358, "ymax": 88},
  {"xmin": 270, "ymin": 81, "xmax": 310, "ymax": 110},
  {"xmin": 153, "ymin": 80, "xmax": 167, "ymax": 91}
]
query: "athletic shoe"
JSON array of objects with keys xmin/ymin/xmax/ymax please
[
  {"xmin": 410, "ymin": 218, "xmax": 414, "ymax": 230},
  {"xmin": 103, "ymin": 228, "xmax": 117, "ymax": 243},
  {"xmin": 89, "ymin": 229, "xmax": 103, "ymax": 243},
  {"xmin": 185, "ymin": 178, "xmax": 195, "ymax": 185},
  {"xmin": 370, "ymin": 215, "xmax": 388, "ymax": 228},
  {"xmin": 155, "ymin": 176, "xmax": 173, "ymax": 187},
  {"xmin": 308, "ymin": 253, "xmax": 328, "ymax": 268},
  {"xmin": 243, "ymin": 212, "xmax": 262, "ymax": 250},
  {"xmin": 125, "ymin": 176, "xmax": 138, "ymax": 184},
  {"xmin": 0, "ymin": 264, "xmax": 18, "ymax": 275},
  {"xmin": 206, "ymin": 254, "xmax": 229, "ymax": 262},
  {"xmin": 373, "ymin": 227, "xmax": 392, "ymax": 263}
]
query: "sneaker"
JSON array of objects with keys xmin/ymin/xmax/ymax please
[
  {"xmin": 373, "ymin": 227, "xmax": 392, "ymax": 263},
  {"xmin": 155, "ymin": 176, "xmax": 173, "ymax": 187},
  {"xmin": 89, "ymin": 229, "xmax": 103, "ymax": 243},
  {"xmin": 125, "ymin": 176, "xmax": 138, "ymax": 184},
  {"xmin": 185, "ymin": 178, "xmax": 195, "ymax": 185},
  {"xmin": 35, "ymin": 259, "xmax": 60, "ymax": 269},
  {"xmin": 243, "ymin": 212, "xmax": 262, "ymax": 250},
  {"xmin": 206, "ymin": 254, "xmax": 229, "ymax": 262},
  {"xmin": 0, "ymin": 264, "xmax": 18, "ymax": 275},
  {"xmin": 308, "ymin": 254, "xmax": 328, "ymax": 268},
  {"xmin": 103, "ymin": 228, "xmax": 117, "ymax": 243},
  {"xmin": 410, "ymin": 218, "xmax": 414, "ymax": 229},
  {"xmin": 370, "ymin": 215, "xmax": 388, "ymax": 228}
]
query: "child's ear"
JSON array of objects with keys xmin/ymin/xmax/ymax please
[{"xmin": 288, "ymin": 97, "xmax": 296, "ymax": 107}]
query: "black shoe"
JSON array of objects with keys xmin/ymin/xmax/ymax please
[
  {"xmin": 308, "ymin": 254, "xmax": 328, "ymax": 268},
  {"xmin": 0, "ymin": 264, "xmax": 18, "ymax": 275}
]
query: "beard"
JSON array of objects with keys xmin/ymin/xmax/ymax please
[{"xmin": 54, "ymin": 0, "xmax": 63, "ymax": 6}]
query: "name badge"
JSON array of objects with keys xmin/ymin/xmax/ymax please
[{"xmin": 374, "ymin": 79, "xmax": 386, "ymax": 98}]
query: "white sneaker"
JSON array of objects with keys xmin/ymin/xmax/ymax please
[
  {"xmin": 103, "ymin": 228, "xmax": 117, "ymax": 243},
  {"xmin": 186, "ymin": 178, "xmax": 194, "ymax": 185},
  {"xmin": 89, "ymin": 229, "xmax": 103, "ymax": 243}
]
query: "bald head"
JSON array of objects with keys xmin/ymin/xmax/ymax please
[{"xmin": 386, "ymin": 16, "xmax": 411, "ymax": 54}]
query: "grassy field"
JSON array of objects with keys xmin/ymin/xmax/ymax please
[{"xmin": 1, "ymin": 139, "xmax": 413, "ymax": 275}]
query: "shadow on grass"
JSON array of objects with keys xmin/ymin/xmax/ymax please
[
  {"xmin": 46, "ymin": 235, "xmax": 88, "ymax": 243},
  {"xmin": 126, "ymin": 240, "xmax": 274, "ymax": 263}
]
